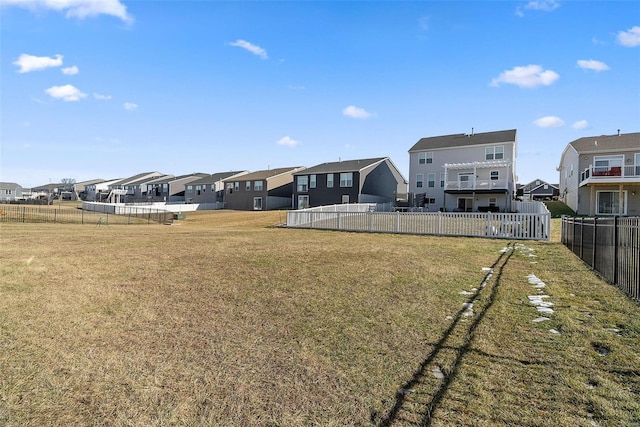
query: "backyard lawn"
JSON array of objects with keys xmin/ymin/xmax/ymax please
[{"xmin": 1, "ymin": 211, "xmax": 638, "ymax": 426}]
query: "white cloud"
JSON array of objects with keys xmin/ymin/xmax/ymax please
[
  {"xmin": 93, "ymin": 93, "xmax": 112, "ymax": 100},
  {"xmin": 617, "ymin": 26, "xmax": 640, "ymax": 47},
  {"xmin": 62, "ymin": 65, "xmax": 79, "ymax": 75},
  {"xmin": 13, "ymin": 53, "xmax": 62, "ymax": 73},
  {"xmin": 577, "ymin": 59, "xmax": 610, "ymax": 72},
  {"xmin": 572, "ymin": 120, "xmax": 589, "ymax": 129},
  {"xmin": 516, "ymin": 0, "xmax": 559, "ymax": 16},
  {"xmin": 44, "ymin": 84, "xmax": 87, "ymax": 101},
  {"xmin": 228, "ymin": 39, "xmax": 268, "ymax": 60},
  {"xmin": 1, "ymin": 0, "xmax": 132, "ymax": 23},
  {"xmin": 123, "ymin": 102, "xmax": 138, "ymax": 111},
  {"xmin": 342, "ymin": 105, "xmax": 374, "ymax": 119},
  {"xmin": 534, "ymin": 116, "xmax": 564, "ymax": 128},
  {"xmin": 490, "ymin": 65, "xmax": 559, "ymax": 88},
  {"xmin": 276, "ymin": 136, "xmax": 300, "ymax": 148}
]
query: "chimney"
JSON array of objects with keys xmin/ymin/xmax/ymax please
[
  {"xmin": 618, "ymin": 129, "xmax": 621, "ymax": 136},
  {"xmin": 471, "ymin": 127, "xmax": 474, "ymax": 136}
]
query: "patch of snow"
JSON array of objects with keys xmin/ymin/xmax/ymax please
[
  {"xmin": 459, "ymin": 291, "xmax": 473, "ymax": 295},
  {"xmin": 549, "ymin": 329, "xmax": 560, "ymax": 334},
  {"xmin": 532, "ymin": 317, "xmax": 550, "ymax": 323},
  {"xmin": 482, "ymin": 267, "xmax": 493, "ymax": 272},
  {"xmin": 537, "ymin": 307, "xmax": 554, "ymax": 314},
  {"xmin": 432, "ymin": 367, "xmax": 445, "ymax": 379}
]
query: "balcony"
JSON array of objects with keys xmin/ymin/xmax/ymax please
[
  {"xmin": 445, "ymin": 178, "xmax": 509, "ymax": 192},
  {"xmin": 580, "ymin": 164, "xmax": 640, "ymax": 186}
]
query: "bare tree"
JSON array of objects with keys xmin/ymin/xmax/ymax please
[{"xmin": 61, "ymin": 178, "xmax": 76, "ymax": 191}]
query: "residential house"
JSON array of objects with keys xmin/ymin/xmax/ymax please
[
  {"xmin": 292, "ymin": 157, "xmax": 407, "ymax": 209},
  {"xmin": 0, "ymin": 182, "xmax": 23, "ymax": 202},
  {"xmin": 223, "ymin": 167, "xmax": 305, "ymax": 211},
  {"xmin": 74, "ymin": 179, "xmax": 106, "ymax": 201},
  {"xmin": 517, "ymin": 179, "xmax": 559, "ymax": 201},
  {"xmin": 186, "ymin": 171, "xmax": 248, "ymax": 204},
  {"xmin": 408, "ymin": 129, "xmax": 517, "ymax": 212},
  {"xmin": 558, "ymin": 132, "xmax": 640, "ymax": 216},
  {"xmin": 108, "ymin": 172, "xmax": 165, "ymax": 203},
  {"xmin": 31, "ymin": 183, "xmax": 64, "ymax": 201},
  {"xmin": 85, "ymin": 178, "xmax": 121, "ymax": 202},
  {"xmin": 145, "ymin": 173, "xmax": 209, "ymax": 203}
]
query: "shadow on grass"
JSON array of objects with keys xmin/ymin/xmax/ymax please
[{"xmin": 374, "ymin": 242, "xmax": 515, "ymax": 426}]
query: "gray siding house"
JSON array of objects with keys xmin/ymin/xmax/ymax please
[
  {"xmin": 408, "ymin": 129, "xmax": 517, "ymax": 212},
  {"xmin": 186, "ymin": 171, "xmax": 248, "ymax": 204},
  {"xmin": 145, "ymin": 173, "xmax": 208, "ymax": 203},
  {"xmin": 0, "ymin": 182, "xmax": 23, "ymax": 201},
  {"xmin": 518, "ymin": 179, "xmax": 559, "ymax": 201},
  {"xmin": 108, "ymin": 172, "xmax": 165, "ymax": 203},
  {"xmin": 223, "ymin": 167, "xmax": 305, "ymax": 211},
  {"xmin": 558, "ymin": 132, "xmax": 640, "ymax": 216},
  {"xmin": 291, "ymin": 157, "xmax": 407, "ymax": 209}
]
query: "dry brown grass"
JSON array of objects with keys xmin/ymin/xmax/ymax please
[{"xmin": 1, "ymin": 211, "xmax": 638, "ymax": 426}]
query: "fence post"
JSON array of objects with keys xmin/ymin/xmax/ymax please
[
  {"xmin": 337, "ymin": 212, "xmax": 341, "ymax": 230},
  {"xmin": 613, "ymin": 216, "xmax": 618, "ymax": 285},
  {"xmin": 396, "ymin": 211, "xmax": 400, "ymax": 232},
  {"xmin": 580, "ymin": 217, "xmax": 584, "ymax": 259},
  {"xmin": 22, "ymin": 207, "xmax": 26, "ymax": 223},
  {"xmin": 54, "ymin": 209, "xmax": 57, "ymax": 224},
  {"xmin": 81, "ymin": 209, "xmax": 84, "ymax": 225},
  {"xmin": 438, "ymin": 211, "xmax": 442, "ymax": 236},
  {"xmin": 368, "ymin": 211, "xmax": 373, "ymax": 232},
  {"xmin": 592, "ymin": 217, "xmax": 597, "ymax": 268}
]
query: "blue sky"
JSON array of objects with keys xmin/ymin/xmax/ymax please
[{"xmin": 1, "ymin": 0, "xmax": 639, "ymax": 189}]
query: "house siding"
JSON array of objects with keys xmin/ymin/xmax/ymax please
[{"xmin": 409, "ymin": 133, "xmax": 516, "ymax": 212}]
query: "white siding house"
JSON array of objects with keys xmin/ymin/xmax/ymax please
[{"xmin": 408, "ymin": 129, "xmax": 517, "ymax": 212}]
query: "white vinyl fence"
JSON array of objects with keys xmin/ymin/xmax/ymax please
[{"xmin": 287, "ymin": 204, "xmax": 550, "ymax": 240}]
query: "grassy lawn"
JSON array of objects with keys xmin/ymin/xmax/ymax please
[{"xmin": 1, "ymin": 211, "xmax": 638, "ymax": 426}]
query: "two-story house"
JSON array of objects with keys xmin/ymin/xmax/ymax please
[
  {"xmin": 223, "ymin": 167, "xmax": 305, "ymax": 211},
  {"xmin": 408, "ymin": 129, "xmax": 517, "ymax": 212},
  {"xmin": 291, "ymin": 157, "xmax": 407, "ymax": 209},
  {"xmin": 517, "ymin": 179, "xmax": 559, "ymax": 201},
  {"xmin": 186, "ymin": 171, "xmax": 248, "ymax": 204},
  {"xmin": 0, "ymin": 182, "xmax": 23, "ymax": 202},
  {"xmin": 108, "ymin": 172, "xmax": 165, "ymax": 203},
  {"xmin": 145, "ymin": 173, "xmax": 209, "ymax": 203},
  {"xmin": 558, "ymin": 131, "xmax": 640, "ymax": 216}
]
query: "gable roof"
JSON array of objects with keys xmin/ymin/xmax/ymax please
[
  {"xmin": 223, "ymin": 167, "xmax": 304, "ymax": 182},
  {"xmin": 409, "ymin": 129, "xmax": 517, "ymax": 152},
  {"xmin": 568, "ymin": 132, "xmax": 640, "ymax": 153},
  {"xmin": 0, "ymin": 182, "xmax": 22, "ymax": 190},
  {"xmin": 111, "ymin": 172, "xmax": 163, "ymax": 187},
  {"xmin": 188, "ymin": 171, "xmax": 248, "ymax": 185},
  {"xmin": 295, "ymin": 157, "xmax": 387, "ymax": 175}
]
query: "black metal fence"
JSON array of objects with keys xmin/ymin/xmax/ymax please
[
  {"xmin": 561, "ymin": 216, "xmax": 640, "ymax": 301},
  {"xmin": 0, "ymin": 205, "xmax": 172, "ymax": 225}
]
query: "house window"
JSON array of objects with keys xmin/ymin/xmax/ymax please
[
  {"xmin": 440, "ymin": 173, "xmax": 445, "ymax": 188},
  {"xmin": 186, "ymin": 185, "xmax": 193, "ymax": 193},
  {"xmin": 297, "ymin": 176, "xmax": 308, "ymax": 192},
  {"xmin": 310, "ymin": 174, "xmax": 316, "ymax": 189},
  {"xmin": 211, "ymin": 184, "xmax": 216, "ymax": 191},
  {"xmin": 246, "ymin": 181, "xmax": 251, "ymax": 191},
  {"xmin": 341, "ymin": 195, "xmax": 350, "ymax": 203},
  {"xmin": 340, "ymin": 173, "xmax": 353, "ymax": 187},
  {"xmin": 226, "ymin": 183, "xmax": 234, "ymax": 194},
  {"xmin": 489, "ymin": 197, "xmax": 497, "ymax": 207},
  {"xmin": 425, "ymin": 198, "xmax": 436, "ymax": 204},
  {"xmin": 254, "ymin": 181, "xmax": 263, "ymax": 191},
  {"xmin": 416, "ymin": 174, "xmax": 424, "ymax": 188},
  {"xmin": 490, "ymin": 171, "xmax": 499, "ymax": 180},
  {"xmin": 596, "ymin": 191, "xmax": 627, "ymax": 215},
  {"xmin": 485, "ymin": 146, "xmax": 504, "ymax": 160},
  {"xmin": 419, "ymin": 152, "xmax": 433, "ymax": 164},
  {"xmin": 234, "ymin": 182, "xmax": 239, "ymax": 192},
  {"xmin": 253, "ymin": 197, "xmax": 263, "ymax": 210},
  {"xmin": 297, "ymin": 195, "xmax": 309, "ymax": 209},
  {"xmin": 636, "ymin": 153, "xmax": 640, "ymax": 176},
  {"xmin": 327, "ymin": 174, "xmax": 334, "ymax": 188},
  {"xmin": 593, "ymin": 155, "xmax": 624, "ymax": 176},
  {"xmin": 427, "ymin": 173, "xmax": 436, "ymax": 188}
]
